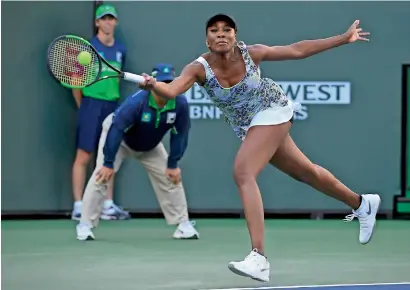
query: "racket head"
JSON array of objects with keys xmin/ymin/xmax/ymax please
[{"xmin": 47, "ymin": 35, "xmax": 102, "ymax": 89}]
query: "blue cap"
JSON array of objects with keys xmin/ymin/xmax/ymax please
[{"xmin": 152, "ymin": 63, "xmax": 175, "ymax": 82}]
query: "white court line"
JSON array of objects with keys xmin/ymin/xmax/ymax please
[{"xmin": 197, "ymin": 282, "xmax": 410, "ymax": 290}]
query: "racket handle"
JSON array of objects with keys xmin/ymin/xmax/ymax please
[{"xmin": 123, "ymin": 72, "xmax": 145, "ymax": 84}]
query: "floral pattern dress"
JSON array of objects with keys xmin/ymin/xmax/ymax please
[{"xmin": 196, "ymin": 41, "xmax": 293, "ymax": 140}]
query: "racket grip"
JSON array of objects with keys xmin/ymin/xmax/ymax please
[{"xmin": 123, "ymin": 72, "xmax": 145, "ymax": 84}]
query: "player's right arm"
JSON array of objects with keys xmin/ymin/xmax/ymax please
[{"xmin": 147, "ymin": 62, "xmax": 203, "ymax": 100}]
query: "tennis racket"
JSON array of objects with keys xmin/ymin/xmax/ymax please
[{"xmin": 46, "ymin": 34, "xmax": 145, "ymax": 89}]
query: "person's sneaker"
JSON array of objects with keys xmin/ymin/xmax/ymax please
[
  {"xmin": 173, "ymin": 220, "xmax": 199, "ymax": 239},
  {"xmin": 228, "ymin": 249, "xmax": 270, "ymax": 282},
  {"xmin": 343, "ymin": 194, "xmax": 381, "ymax": 244},
  {"xmin": 100, "ymin": 204, "xmax": 131, "ymax": 220},
  {"xmin": 76, "ymin": 223, "xmax": 95, "ymax": 241}
]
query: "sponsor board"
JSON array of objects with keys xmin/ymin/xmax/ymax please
[{"xmin": 184, "ymin": 82, "xmax": 351, "ymax": 121}]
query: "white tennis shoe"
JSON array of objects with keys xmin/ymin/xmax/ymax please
[
  {"xmin": 173, "ymin": 220, "xmax": 199, "ymax": 239},
  {"xmin": 76, "ymin": 223, "xmax": 95, "ymax": 241},
  {"xmin": 344, "ymin": 193, "xmax": 381, "ymax": 244},
  {"xmin": 228, "ymin": 249, "xmax": 270, "ymax": 282}
]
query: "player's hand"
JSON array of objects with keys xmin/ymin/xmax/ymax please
[
  {"xmin": 166, "ymin": 168, "xmax": 181, "ymax": 185},
  {"xmin": 138, "ymin": 73, "xmax": 157, "ymax": 90},
  {"xmin": 343, "ymin": 20, "xmax": 370, "ymax": 44},
  {"xmin": 96, "ymin": 166, "xmax": 114, "ymax": 184}
]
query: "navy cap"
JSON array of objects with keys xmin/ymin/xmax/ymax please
[
  {"xmin": 151, "ymin": 63, "xmax": 175, "ymax": 82},
  {"xmin": 205, "ymin": 14, "xmax": 237, "ymax": 32}
]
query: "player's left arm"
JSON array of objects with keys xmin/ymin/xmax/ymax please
[
  {"xmin": 167, "ymin": 96, "xmax": 191, "ymax": 169},
  {"xmin": 251, "ymin": 20, "xmax": 369, "ymax": 62}
]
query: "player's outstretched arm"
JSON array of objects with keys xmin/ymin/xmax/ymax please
[
  {"xmin": 251, "ymin": 20, "xmax": 370, "ymax": 62},
  {"xmin": 141, "ymin": 62, "xmax": 202, "ymax": 100}
]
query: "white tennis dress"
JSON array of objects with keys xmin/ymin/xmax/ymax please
[{"xmin": 196, "ymin": 41, "xmax": 300, "ymax": 140}]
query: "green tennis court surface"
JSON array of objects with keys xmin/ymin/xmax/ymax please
[{"xmin": 2, "ymin": 219, "xmax": 409, "ymax": 290}]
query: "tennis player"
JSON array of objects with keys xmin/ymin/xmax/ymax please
[
  {"xmin": 138, "ymin": 14, "xmax": 380, "ymax": 282},
  {"xmin": 76, "ymin": 63, "xmax": 199, "ymax": 241},
  {"xmin": 71, "ymin": 3, "xmax": 129, "ymax": 221}
]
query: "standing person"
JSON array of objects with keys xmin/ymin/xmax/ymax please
[
  {"xmin": 138, "ymin": 14, "xmax": 380, "ymax": 282},
  {"xmin": 76, "ymin": 63, "xmax": 199, "ymax": 241},
  {"xmin": 71, "ymin": 3, "xmax": 130, "ymax": 221}
]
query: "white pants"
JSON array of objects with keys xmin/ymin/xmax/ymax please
[{"xmin": 80, "ymin": 114, "xmax": 189, "ymax": 228}]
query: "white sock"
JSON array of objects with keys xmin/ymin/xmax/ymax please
[
  {"xmin": 104, "ymin": 199, "xmax": 114, "ymax": 209},
  {"xmin": 74, "ymin": 201, "xmax": 82, "ymax": 211}
]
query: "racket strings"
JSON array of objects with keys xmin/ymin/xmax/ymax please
[{"xmin": 49, "ymin": 37, "xmax": 99, "ymax": 87}]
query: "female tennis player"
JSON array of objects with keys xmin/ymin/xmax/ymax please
[{"xmin": 139, "ymin": 14, "xmax": 380, "ymax": 282}]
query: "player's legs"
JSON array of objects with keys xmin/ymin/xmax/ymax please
[
  {"xmin": 233, "ymin": 123, "xmax": 291, "ymax": 253},
  {"xmin": 228, "ymin": 122, "xmax": 291, "ymax": 282},
  {"xmin": 269, "ymin": 134, "xmax": 381, "ymax": 244},
  {"xmin": 136, "ymin": 143, "xmax": 199, "ymax": 239},
  {"xmin": 270, "ymin": 134, "xmax": 360, "ymax": 208},
  {"xmin": 76, "ymin": 114, "xmax": 129, "ymax": 240}
]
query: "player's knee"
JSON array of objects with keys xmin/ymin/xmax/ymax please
[{"xmin": 233, "ymin": 165, "xmax": 256, "ymax": 187}]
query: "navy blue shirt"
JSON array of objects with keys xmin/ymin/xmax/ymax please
[{"xmin": 103, "ymin": 90, "xmax": 190, "ymax": 169}]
